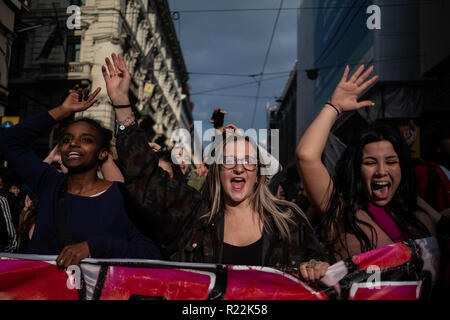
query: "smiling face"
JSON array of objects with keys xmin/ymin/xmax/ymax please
[
  {"xmin": 59, "ymin": 122, "xmax": 107, "ymax": 172},
  {"xmin": 219, "ymin": 139, "xmax": 259, "ymax": 206},
  {"xmin": 360, "ymin": 140, "xmax": 402, "ymax": 207}
]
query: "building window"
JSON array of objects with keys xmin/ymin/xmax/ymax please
[
  {"xmin": 70, "ymin": 0, "xmax": 86, "ymax": 5},
  {"xmin": 66, "ymin": 36, "xmax": 81, "ymax": 62}
]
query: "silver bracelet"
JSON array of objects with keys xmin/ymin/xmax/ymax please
[{"xmin": 116, "ymin": 116, "xmax": 136, "ymax": 133}]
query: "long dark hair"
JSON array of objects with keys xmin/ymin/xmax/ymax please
[
  {"xmin": 324, "ymin": 122, "xmax": 430, "ymax": 258},
  {"xmin": 157, "ymin": 149, "xmax": 185, "ymax": 181}
]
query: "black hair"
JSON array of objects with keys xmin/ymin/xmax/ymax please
[
  {"xmin": 324, "ymin": 122, "xmax": 430, "ymax": 259},
  {"xmin": 156, "ymin": 149, "xmax": 185, "ymax": 181}
]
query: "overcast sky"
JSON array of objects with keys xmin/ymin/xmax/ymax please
[{"xmin": 168, "ymin": 0, "xmax": 300, "ymax": 133}]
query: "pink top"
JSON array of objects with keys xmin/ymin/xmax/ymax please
[{"xmin": 367, "ymin": 203, "xmax": 409, "ymax": 243}]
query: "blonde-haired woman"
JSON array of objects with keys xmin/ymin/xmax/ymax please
[
  {"xmin": 102, "ymin": 53, "xmax": 329, "ymax": 282},
  {"xmin": 200, "ymin": 134, "xmax": 329, "ymax": 278}
]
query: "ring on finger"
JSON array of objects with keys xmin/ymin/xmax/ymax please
[{"xmin": 307, "ymin": 259, "xmax": 317, "ymax": 268}]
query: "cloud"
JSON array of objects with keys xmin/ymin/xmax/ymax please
[{"xmin": 173, "ymin": 0, "xmax": 298, "ymax": 129}]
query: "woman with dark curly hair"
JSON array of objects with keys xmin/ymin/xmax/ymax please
[{"xmin": 296, "ymin": 65, "xmax": 443, "ymax": 260}]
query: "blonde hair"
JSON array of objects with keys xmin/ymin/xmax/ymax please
[{"xmin": 200, "ymin": 135, "xmax": 310, "ymax": 242}]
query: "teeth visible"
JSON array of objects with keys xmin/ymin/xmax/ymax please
[
  {"xmin": 374, "ymin": 182, "xmax": 389, "ymax": 186},
  {"xmin": 69, "ymin": 152, "xmax": 80, "ymax": 156}
]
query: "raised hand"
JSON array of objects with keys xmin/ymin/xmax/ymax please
[
  {"xmin": 61, "ymin": 84, "xmax": 101, "ymax": 113},
  {"xmin": 102, "ymin": 53, "xmax": 131, "ymax": 106},
  {"xmin": 224, "ymin": 124, "xmax": 243, "ymax": 138},
  {"xmin": 148, "ymin": 142, "xmax": 162, "ymax": 153},
  {"xmin": 329, "ymin": 65, "xmax": 378, "ymax": 113},
  {"xmin": 209, "ymin": 108, "xmax": 228, "ymax": 129}
]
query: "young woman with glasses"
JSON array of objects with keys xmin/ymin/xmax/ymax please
[{"xmin": 101, "ymin": 53, "xmax": 330, "ymax": 282}]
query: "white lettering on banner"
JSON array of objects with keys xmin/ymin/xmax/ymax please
[
  {"xmin": 66, "ymin": 265, "xmax": 81, "ymax": 290},
  {"xmin": 366, "ymin": 265, "xmax": 381, "ymax": 289}
]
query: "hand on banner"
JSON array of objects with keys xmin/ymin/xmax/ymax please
[
  {"xmin": 56, "ymin": 241, "xmax": 90, "ymax": 270},
  {"xmin": 329, "ymin": 65, "xmax": 378, "ymax": 113},
  {"xmin": 299, "ymin": 259, "xmax": 330, "ymax": 283},
  {"xmin": 102, "ymin": 53, "xmax": 131, "ymax": 106}
]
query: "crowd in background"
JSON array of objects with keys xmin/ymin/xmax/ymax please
[{"xmin": 0, "ymin": 55, "xmax": 448, "ymax": 287}]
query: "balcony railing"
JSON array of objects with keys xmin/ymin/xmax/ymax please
[{"xmin": 38, "ymin": 62, "xmax": 92, "ymax": 80}]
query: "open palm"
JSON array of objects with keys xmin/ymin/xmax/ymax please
[
  {"xmin": 61, "ymin": 85, "xmax": 101, "ymax": 113},
  {"xmin": 330, "ymin": 65, "xmax": 378, "ymax": 112},
  {"xmin": 102, "ymin": 53, "xmax": 131, "ymax": 106}
]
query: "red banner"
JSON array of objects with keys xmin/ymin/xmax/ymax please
[{"xmin": 0, "ymin": 237, "xmax": 448, "ymax": 300}]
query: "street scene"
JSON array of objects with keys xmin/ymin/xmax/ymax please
[{"xmin": 0, "ymin": 0, "xmax": 449, "ymax": 308}]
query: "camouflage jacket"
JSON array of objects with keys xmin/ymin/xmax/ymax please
[{"xmin": 116, "ymin": 120, "xmax": 328, "ymax": 268}]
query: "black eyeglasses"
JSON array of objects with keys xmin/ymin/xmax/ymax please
[{"xmin": 221, "ymin": 156, "xmax": 258, "ymax": 171}]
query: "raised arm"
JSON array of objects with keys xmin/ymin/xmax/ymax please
[
  {"xmin": 102, "ymin": 53, "xmax": 206, "ymax": 258},
  {"xmin": 0, "ymin": 85, "xmax": 100, "ymax": 193},
  {"xmin": 295, "ymin": 65, "xmax": 378, "ymax": 213},
  {"xmin": 100, "ymin": 146, "xmax": 125, "ymax": 182}
]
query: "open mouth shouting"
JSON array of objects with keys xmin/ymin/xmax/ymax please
[
  {"xmin": 230, "ymin": 177, "xmax": 246, "ymax": 192},
  {"xmin": 371, "ymin": 181, "xmax": 391, "ymax": 201}
]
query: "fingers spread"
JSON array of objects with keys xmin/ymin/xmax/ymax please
[
  {"xmin": 356, "ymin": 66, "xmax": 374, "ymax": 85},
  {"xmin": 340, "ymin": 65, "xmax": 350, "ymax": 83},
  {"xmin": 112, "ymin": 53, "xmax": 122, "ymax": 74},
  {"xmin": 359, "ymin": 75, "xmax": 378, "ymax": 92},
  {"xmin": 77, "ymin": 88, "xmax": 83, "ymax": 102},
  {"xmin": 105, "ymin": 57, "xmax": 116, "ymax": 77},
  {"xmin": 350, "ymin": 65, "xmax": 365, "ymax": 83},
  {"xmin": 118, "ymin": 54, "xmax": 127, "ymax": 71},
  {"xmin": 101, "ymin": 65, "xmax": 110, "ymax": 81},
  {"xmin": 357, "ymin": 100, "xmax": 375, "ymax": 109},
  {"xmin": 87, "ymin": 87, "xmax": 101, "ymax": 102},
  {"xmin": 83, "ymin": 88, "xmax": 90, "ymax": 101}
]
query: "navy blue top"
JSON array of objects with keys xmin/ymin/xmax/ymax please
[{"xmin": 0, "ymin": 111, "xmax": 161, "ymax": 259}]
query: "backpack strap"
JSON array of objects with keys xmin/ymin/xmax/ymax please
[{"xmin": 56, "ymin": 181, "xmax": 73, "ymax": 250}]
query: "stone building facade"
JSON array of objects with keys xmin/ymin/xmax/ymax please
[
  {"xmin": 7, "ymin": 0, "xmax": 193, "ymax": 155},
  {"xmin": 0, "ymin": 0, "xmax": 28, "ymax": 117}
]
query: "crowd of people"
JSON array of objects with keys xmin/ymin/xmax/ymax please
[{"xmin": 0, "ymin": 54, "xmax": 449, "ymax": 286}]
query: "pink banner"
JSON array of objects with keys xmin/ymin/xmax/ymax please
[{"xmin": 0, "ymin": 237, "xmax": 448, "ymax": 300}]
